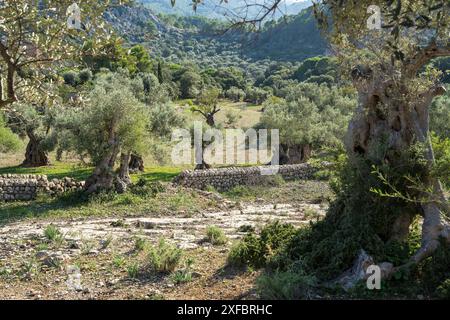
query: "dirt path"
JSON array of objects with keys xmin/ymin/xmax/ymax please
[{"xmin": 0, "ymin": 194, "xmax": 327, "ymax": 300}]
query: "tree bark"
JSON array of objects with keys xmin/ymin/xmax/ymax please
[
  {"xmin": 21, "ymin": 130, "xmax": 49, "ymax": 167},
  {"xmin": 278, "ymin": 143, "xmax": 312, "ymax": 165},
  {"xmin": 206, "ymin": 113, "xmax": 215, "ymax": 127},
  {"xmin": 345, "ymin": 66, "xmax": 449, "ymax": 264},
  {"xmin": 129, "ymin": 154, "xmax": 144, "ymax": 172},
  {"xmin": 84, "ymin": 136, "xmax": 120, "ymax": 194},
  {"xmin": 118, "ymin": 152, "xmax": 132, "ymax": 186}
]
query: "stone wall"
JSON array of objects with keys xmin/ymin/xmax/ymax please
[
  {"xmin": 173, "ymin": 163, "xmax": 318, "ymax": 191},
  {"xmin": 0, "ymin": 174, "xmax": 84, "ymax": 201}
]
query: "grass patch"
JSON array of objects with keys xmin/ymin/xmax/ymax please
[
  {"xmin": 127, "ymin": 262, "xmax": 140, "ymax": 279},
  {"xmin": 0, "ymin": 162, "xmax": 92, "ymax": 181},
  {"xmin": 0, "ymin": 184, "xmax": 213, "ymax": 225},
  {"xmin": 171, "ymin": 257, "xmax": 195, "ymax": 284},
  {"xmin": 205, "ymin": 226, "xmax": 228, "ymax": 245},
  {"xmin": 146, "ymin": 238, "xmax": 183, "ymax": 273},
  {"xmin": 43, "ymin": 224, "xmax": 63, "ymax": 243}
]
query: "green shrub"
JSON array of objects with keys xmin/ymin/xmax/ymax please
[
  {"xmin": 146, "ymin": 238, "xmax": 183, "ymax": 273},
  {"xmin": 205, "ymin": 226, "xmax": 227, "ymax": 245},
  {"xmin": 130, "ymin": 179, "xmax": 165, "ymax": 197},
  {"xmin": 228, "ymin": 233, "xmax": 263, "ymax": 268},
  {"xmin": 227, "ymin": 221, "xmax": 296, "ymax": 269},
  {"xmin": 78, "ymin": 69, "xmax": 93, "ymax": 83},
  {"xmin": 421, "ymin": 240, "xmax": 450, "ymax": 297},
  {"xmin": 436, "ymin": 279, "xmax": 450, "ymax": 300},
  {"xmin": 63, "ymin": 71, "xmax": 79, "ymax": 86},
  {"xmin": 257, "ymin": 270, "xmax": 317, "ymax": 300},
  {"xmin": 0, "ymin": 116, "xmax": 21, "ymax": 153}
]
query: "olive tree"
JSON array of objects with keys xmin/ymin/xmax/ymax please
[
  {"xmin": 61, "ymin": 72, "xmax": 149, "ymax": 193},
  {"xmin": 0, "ymin": 0, "xmax": 130, "ymax": 166},
  {"xmin": 192, "ymin": 87, "xmax": 221, "ymax": 127},
  {"xmin": 260, "ymin": 84, "xmax": 355, "ymax": 164}
]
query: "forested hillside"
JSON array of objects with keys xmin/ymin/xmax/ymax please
[
  {"xmin": 106, "ymin": 3, "xmax": 327, "ymax": 66},
  {"xmin": 140, "ymin": 0, "xmax": 312, "ymax": 19}
]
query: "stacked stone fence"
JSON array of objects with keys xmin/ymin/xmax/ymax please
[
  {"xmin": 172, "ymin": 163, "xmax": 320, "ymax": 191},
  {"xmin": 0, "ymin": 174, "xmax": 84, "ymax": 201}
]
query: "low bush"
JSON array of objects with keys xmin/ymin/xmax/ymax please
[
  {"xmin": 129, "ymin": 179, "xmax": 165, "ymax": 197},
  {"xmin": 205, "ymin": 226, "xmax": 227, "ymax": 245},
  {"xmin": 227, "ymin": 221, "xmax": 296, "ymax": 269},
  {"xmin": 257, "ymin": 269, "xmax": 317, "ymax": 300},
  {"xmin": 146, "ymin": 238, "xmax": 183, "ymax": 273}
]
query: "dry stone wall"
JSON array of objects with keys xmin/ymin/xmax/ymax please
[
  {"xmin": 173, "ymin": 163, "xmax": 318, "ymax": 191},
  {"xmin": 0, "ymin": 174, "xmax": 84, "ymax": 201}
]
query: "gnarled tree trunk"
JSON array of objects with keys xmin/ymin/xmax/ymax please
[
  {"xmin": 84, "ymin": 135, "xmax": 120, "ymax": 194},
  {"xmin": 21, "ymin": 130, "xmax": 49, "ymax": 167},
  {"xmin": 278, "ymin": 143, "xmax": 312, "ymax": 165},
  {"xmin": 118, "ymin": 152, "xmax": 132, "ymax": 186},
  {"xmin": 206, "ymin": 113, "xmax": 215, "ymax": 127},
  {"xmin": 345, "ymin": 65, "xmax": 449, "ymax": 274},
  {"xmin": 129, "ymin": 154, "xmax": 144, "ymax": 172}
]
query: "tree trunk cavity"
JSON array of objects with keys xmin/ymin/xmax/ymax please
[
  {"xmin": 118, "ymin": 152, "xmax": 132, "ymax": 187},
  {"xmin": 21, "ymin": 130, "xmax": 49, "ymax": 167},
  {"xmin": 278, "ymin": 143, "xmax": 311, "ymax": 165},
  {"xmin": 129, "ymin": 154, "xmax": 144, "ymax": 173}
]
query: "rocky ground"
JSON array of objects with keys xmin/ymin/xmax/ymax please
[{"xmin": 0, "ymin": 181, "xmax": 330, "ymax": 300}]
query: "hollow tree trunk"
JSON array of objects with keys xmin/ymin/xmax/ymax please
[
  {"xmin": 21, "ymin": 130, "xmax": 50, "ymax": 167},
  {"xmin": 118, "ymin": 152, "xmax": 132, "ymax": 186},
  {"xmin": 129, "ymin": 154, "xmax": 144, "ymax": 172},
  {"xmin": 345, "ymin": 68, "xmax": 449, "ymax": 269},
  {"xmin": 84, "ymin": 137, "xmax": 120, "ymax": 194},
  {"xmin": 278, "ymin": 143, "xmax": 312, "ymax": 165}
]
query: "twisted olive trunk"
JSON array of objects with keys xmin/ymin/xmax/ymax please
[
  {"xmin": 22, "ymin": 130, "xmax": 49, "ymax": 167},
  {"xmin": 345, "ymin": 67, "xmax": 449, "ymax": 272},
  {"xmin": 128, "ymin": 154, "xmax": 144, "ymax": 172},
  {"xmin": 118, "ymin": 152, "xmax": 132, "ymax": 186},
  {"xmin": 84, "ymin": 130, "xmax": 121, "ymax": 194},
  {"xmin": 278, "ymin": 143, "xmax": 311, "ymax": 165}
]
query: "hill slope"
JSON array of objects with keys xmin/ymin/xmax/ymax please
[{"xmin": 107, "ymin": 3, "xmax": 326, "ymax": 64}]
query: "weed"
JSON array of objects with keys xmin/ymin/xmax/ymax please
[
  {"xmin": 113, "ymin": 255, "xmax": 126, "ymax": 268},
  {"xmin": 134, "ymin": 237, "xmax": 147, "ymax": 252},
  {"xmin": 146, "ymin": 238, "xmax": 183, "ymax": 273},
  {"xmin": 127, "ymin": 262, "xmax": 140, "ymax": 279},
  {"xmin": 43, "ymin": 224, "xmax": 63, "ymax": 242},
  {"xmin": 80, "ymin": 239, "xmax": 95, "ymax": 255},
  {"xmin": 205, "ymin": 226, "xmax": 228, "ymax": 245},
  {"xmin": 101, "ymin": 234, "xmax": 113, "ymax": 250},
  {"xmin": 171, "ymin": 257, "xmax": 195, "ymax": 284}
]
